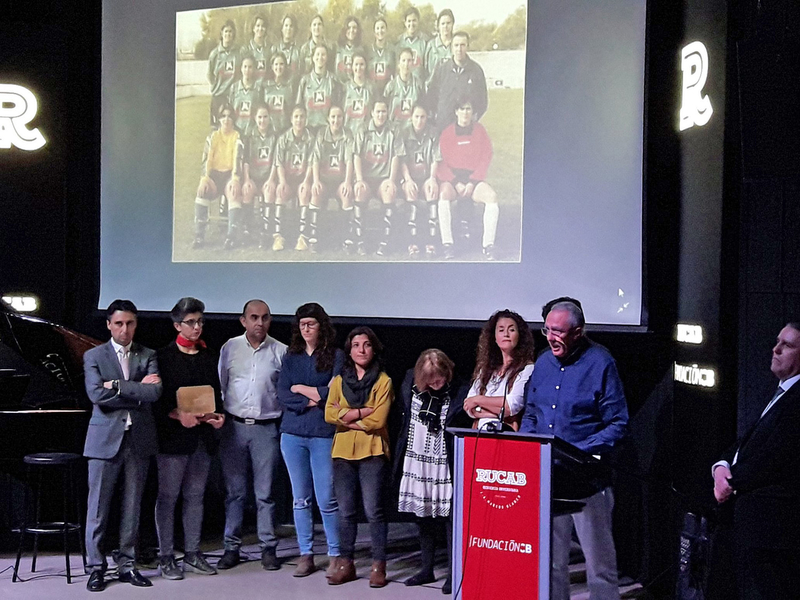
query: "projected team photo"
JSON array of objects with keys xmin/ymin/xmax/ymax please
[{"xmin": 173, "ymin": 0, "xmax": 527, "ymax": 263}]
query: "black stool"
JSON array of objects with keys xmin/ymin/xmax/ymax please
[{"xmin": 13, "ymin": 452, "xmax": 86, "ymax": 583}]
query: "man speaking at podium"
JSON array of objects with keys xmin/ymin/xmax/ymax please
[
  {"xmin": 521, "ymin": 299, "xmax": 629, "ymax": 600},
  {"xmin": 712, "ymin": 322, "xmax": 800, "ymax": 599}
]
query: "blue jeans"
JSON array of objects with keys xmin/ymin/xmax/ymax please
[
  {"xmin": 219, "ymin": 419, "xmax": 280, "ymax": 551},
  {"xmin": 280, "ymin": 433, "xmax": 340, "ymax": 556}
]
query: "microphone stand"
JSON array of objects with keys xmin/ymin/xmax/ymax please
[{"xmin": 485, "ymin": 380, "xmax": 508, "ymax": 433}]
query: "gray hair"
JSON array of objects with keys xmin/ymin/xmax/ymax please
[{"xmin": 549, "ymin": 301, "xmax": 585, "ymax": 328}]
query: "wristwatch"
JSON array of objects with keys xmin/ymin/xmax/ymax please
[{"xmin": 111, "ymin": 380, "xmax": 120, "ymax": 392}]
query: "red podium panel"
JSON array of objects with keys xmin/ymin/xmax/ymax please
[{"xmin": 451, "ymin": 430, "xmax": 552, "ymax": 600}]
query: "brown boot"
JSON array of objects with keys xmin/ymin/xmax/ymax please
[
  {"xmin": 293, "ymin": 554, "xmax": 317, "ymax": 577},
  {"xmin": 328, "ymin": 558, "xmax": 356, "ymax": 585},
  {"xmin": 325, "ymin": 556, "xmax": 339, "ymax": 579},
  {"xmin": 369, "ymin": 560, "xmax": 387, "ymax": 588}
]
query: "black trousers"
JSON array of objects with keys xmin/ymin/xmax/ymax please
[{"xmin": 333, "ymin": 456, "xmax": 388, "ymax": 561}]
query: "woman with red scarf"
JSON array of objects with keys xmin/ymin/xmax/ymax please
[{"xmin": 154, "ymin": 297, "xmax": 224, "ymax": 580}]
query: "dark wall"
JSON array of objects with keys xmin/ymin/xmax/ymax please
[
  {"xmin": 0, "ymin": 0, "xmax": 102, "ymax": 324},
  {"xmin": 734, "ymin": 0, "xmax": 800, "ymax": 433}
]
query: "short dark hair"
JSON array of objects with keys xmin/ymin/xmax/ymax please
[
  {"xmin": 541, "ymin": 296, "xmax": 584, "ymax": 321},
  {"xmin": 217, "ymin": 102, "xmax": 234, "ymax": 117},
  {"xmin": 453, "ymin": 30, "xmax": 470, "ymax": 44},
  {"xmin": 403, "ymin": 7, "xmax": 421, "ymax": 20},
  {"xmin": 252, "ymin": 14, "xmax": 267, "ymax": 31},
  {"xmin": 344, "ymin": 326, "xmax": 384, "ymax": 369},
  {"xmin": 397, "ymin": 46, "xmax": 414, "ymax": 60},
  {"xmin": 371, "ymin": 96, "xmax": 388, "ymax": 113},
  {"xmin": 241, "ymin": 299, "xmax": 269, "ymax": 317},
  {"xmin": 220, "ymin": 19, "xmax": 236, "ymax": 41},
  {"xmin": 171, "ymin": 297, "xmax": 205, "ymax": 323},
  {"xmin": 106, "ymin": 299, "xmax": 137, "ymax": 320},
  {"xmin": 787, "ymin": 321, "xmax": 800, "ymax": 334}
]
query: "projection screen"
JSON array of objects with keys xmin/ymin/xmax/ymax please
[{"xmin": 100, "ymin": 0, "xmax": 646, "ymax": 324}]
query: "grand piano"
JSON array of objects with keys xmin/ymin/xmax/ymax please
[{"xmin": 0, "ymin": 302, "xmax": 98, "ymax": 545}]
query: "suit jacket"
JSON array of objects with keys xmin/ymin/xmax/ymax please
[
  {"xmin": 83, "ymin": 340, "xmax": 161, "ymax": 460},
  {"xmin": 722, "ymin": 382, "xmax": 800, "ymax": 549}
]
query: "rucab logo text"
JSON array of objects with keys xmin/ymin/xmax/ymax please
[{"xmin": 475, "ymin": 469, "xmax": 527, "ymax": 486}]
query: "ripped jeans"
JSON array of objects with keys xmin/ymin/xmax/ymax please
[{"xmin": 279, "ymin": 433, "xmax": 340, "ymax": 556}]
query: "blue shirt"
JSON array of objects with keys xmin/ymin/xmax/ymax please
[
  {"xmin": 277, "ymin": 348, "xmax": 344, "ymax": 437},
  {"xmin": 521, "ymin": 339, "xmax": 628, "ymax": 455}
]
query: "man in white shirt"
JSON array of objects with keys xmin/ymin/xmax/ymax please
[
  {"xmin": 217, "ymin": 299, "xmax": 287, "ymax": 571},
  {"xmin": 712, "ymin": 321, "xmax": 800, "ymax": 599}
]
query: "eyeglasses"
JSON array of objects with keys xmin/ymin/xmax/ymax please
[
  {"xmin": 181, "ymin": 318, "xmax": 205, "ymax": 328},
  {"xmin": 541, "ymin": 326, "xmax": 572, "ymax": 338},
  {"xmin": 299, "ymin": 321, "xmax": 320, "ymax": 330}
]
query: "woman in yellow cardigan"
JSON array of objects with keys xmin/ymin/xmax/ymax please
[{"xmin": 325, "ymin": 326, "xmax": 393, "ymax": 588}]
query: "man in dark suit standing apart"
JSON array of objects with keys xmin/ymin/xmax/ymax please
[
  {"xmin": 83, "ymin": 300, "xmax": 162, "ymax": 591},
  {"xmin": 713, "ymin": 322, "xmax": 800, "ymax": 599}
]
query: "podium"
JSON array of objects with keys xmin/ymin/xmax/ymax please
[{"xmin": 449, "ymin": 428, "xmax": 600, "ymax": 600}]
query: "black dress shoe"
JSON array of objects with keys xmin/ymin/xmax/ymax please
[
  {"xmin": 216, "ymin": 550, "xmax": 240, "ymax": 570},
  {"xmin": 87, "ymin": 570, "xmax": 106, "ymax": 592},
  {"xmin": 118, "ymin": 569, "xmax": 153, "ymax": 587}
]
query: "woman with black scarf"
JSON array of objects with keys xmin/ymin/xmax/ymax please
[
  {"xmin": 324, "ymin": 326, "xmax": 393, "ymax": 587},
  {"xmin": 393, "ymin": 349, "xmax": 469, "ymax": 594}
]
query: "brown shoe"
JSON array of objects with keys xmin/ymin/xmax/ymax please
[
  {"xmin": 325, "ymin": 556, "xmax": 339, "ymax": 579},
  {"xmin": 293, "ymin": 554, "xmax": 317, "ymax": 577},
  {"xmin": 328, "ymin": 558, "xmax": 356, "ymax": 585},
  {"xmin": 369, "ymin": 560, "xmax": 387, "ymax": 588}
]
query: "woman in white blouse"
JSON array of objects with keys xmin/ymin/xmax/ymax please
[{"xmin": 464, "ymin": 309, "xmax": 535, "ymax": 430}]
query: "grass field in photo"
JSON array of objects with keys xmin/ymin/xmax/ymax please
[{"xmin": 172, "ymin": 88, "xmax": 524, "ymax": 263}]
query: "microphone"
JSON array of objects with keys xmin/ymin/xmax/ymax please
[{"xmin": 485, "ymin": 379, "xmax": 508, "ymax": 433}]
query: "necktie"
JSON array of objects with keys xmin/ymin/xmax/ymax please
[
  {"xmin": 759, "ymin": 385, "xmax": 785, "ymax": 419},
  {"xmin": 733, "ymin": 385, "xmax": 785, "ymax": 465},
  {"xmin": 118, "ymin": 349, "xmax": 130, "ymax": 381}
]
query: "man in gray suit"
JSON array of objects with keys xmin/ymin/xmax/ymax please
[{"xmin": 83, "ymin": 300, "xmax": 162, "ymax": 591}]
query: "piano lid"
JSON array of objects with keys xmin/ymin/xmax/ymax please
[{"xmin": 0, "ymin": 307, "xmax": 101, "ymax": 409}]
